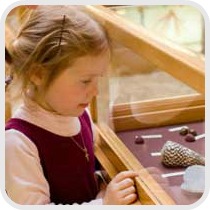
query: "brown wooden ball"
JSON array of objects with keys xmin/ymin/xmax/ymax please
[
  {"xmin": 135, "ymin": 135, "xmax": 144, "ymax": 144},
  {"xmin": 185, "ymin": 133, "xmax": 196, "ymax": 142},
  {"xmin": 179, "ymin": 127, "xmax": 189, "ymax": 136}
]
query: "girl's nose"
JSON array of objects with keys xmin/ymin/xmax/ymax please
[
  {"xmin": 91, "ymin": 82, "xmax": 99, "ymax": 97},
  {"xmin": 88, "ymin": 81, "xmax": 99, "ymax": 98}
]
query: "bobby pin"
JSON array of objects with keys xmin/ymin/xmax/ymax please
[{"xmin": 58, "ymin": 15, "xmax": 66, "ymax": 48}]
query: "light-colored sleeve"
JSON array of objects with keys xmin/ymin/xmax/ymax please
[
  {"xmin": 5, "ymin": 129, "xmax": 51, "ymax": 205},
  {"xmin": 5, "ymin": 129, "xmax": 103, "ymax": 205}
]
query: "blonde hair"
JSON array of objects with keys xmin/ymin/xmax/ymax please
[{"xmin": 10, "ymin": 5, "xmax": 110, "ymax": 97}]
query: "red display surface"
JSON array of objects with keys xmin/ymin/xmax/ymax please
[{"xmin": 117, "ymin": 121, "xmax": 205, "ymax": 204}]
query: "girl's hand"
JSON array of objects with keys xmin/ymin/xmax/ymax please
[{"xmin": 102, "ymin": 171, "xmax": 138, "ymax": 205}]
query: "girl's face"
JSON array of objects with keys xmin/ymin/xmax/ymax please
[{"xmin": 40, "ymin": 52, "xmax": 110, "ymax": 116}]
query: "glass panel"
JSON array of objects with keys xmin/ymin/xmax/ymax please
[
  {"xmin": 95, "ymin": 6, "xmax": 205, "ymax": 205},
  {"xmin": 109, "ymin": 41, "xmax": 197, "ymax": 105},
  {"xmin": 96, "ymin": 69, "xmax": 205, "ymax": 204},
  {"xmin": 96, "ymin": 65, "xmax": 204, "ymax": 204},
  {"xmin": 110, "ymin": 5, "xmax": 205, "ymax": 55}
]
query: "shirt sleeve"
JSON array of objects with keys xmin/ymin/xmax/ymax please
[
  {"xmin": 5, "ymin": 129, "xmax": 103, "ymax": 205},
  {"xmin": 5, "ymin": 129, "xmax": 51, "ymax": 204}
]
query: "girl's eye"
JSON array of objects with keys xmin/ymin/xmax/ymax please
[{"xmin": 81, "ymin": 80, "xmax": 91, "ymax": 84}]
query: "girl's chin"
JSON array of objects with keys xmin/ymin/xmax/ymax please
[
  {"xmin": 63, "ymin": 108, "xmax": 86, "ymax": 117},
  {"xmin": 78, "ymin": 103, "xmax": 89, "ymax": 109},
  {"xmin": 50, "ymin": 105, "xmax": 87, "ymax": 117}
]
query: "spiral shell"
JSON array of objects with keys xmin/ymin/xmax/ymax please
[{"xmin": 161, "ymin": 141, "xmax": 205, "ymax": 167}]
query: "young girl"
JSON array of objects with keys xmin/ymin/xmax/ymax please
[{"xmin": 5, "ymin": 5, "xmax": 138, "ymax": 205}]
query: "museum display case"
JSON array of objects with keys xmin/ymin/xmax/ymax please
[
  {"xmin": 85, "ymin": 5, "xmax": 205, "ymax": 205},
  {"xmin": 5, "ymin": 5, "xmax": 205, "ymax": 205}
]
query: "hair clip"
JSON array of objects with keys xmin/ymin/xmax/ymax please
[{"xmin": 58, "ymin": 15, "xmax": 66, "ymax": 48}]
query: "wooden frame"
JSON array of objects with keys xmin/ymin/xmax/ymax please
[
  {"xmin": 86, "ymin": 5, "xmax": 205, "ymax": 205},
  {"xmin": 112, "ymin": 94, "xmax": 204, "ymax": 131}
]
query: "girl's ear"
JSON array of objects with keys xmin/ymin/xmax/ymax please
[{"xmin": 30, "ymin": 65, "xmax": 46, "ymax": 86}]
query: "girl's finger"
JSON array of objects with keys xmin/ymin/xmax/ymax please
[
  {"xmin": 120, "ymin": 186, "xmax": 136, "ymax": 198},
  {"xmin": 117, "ymin": 178, "xmax": 134, "ymax": 190},
  {"xmin": 114, "ymin": 171, "xmax": 138, "ymax": 183},
  {"xmin": 121, "ymin": 193, "xmax": 137, "ymax": 205}
]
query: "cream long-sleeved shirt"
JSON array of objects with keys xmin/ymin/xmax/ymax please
[{"xmin": 5, "ymin": 100, "xmax": 102, "ymax": 205}]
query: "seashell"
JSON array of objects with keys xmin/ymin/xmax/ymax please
[
  {"xmin": 161, "ymin": 141, "xmax": 205, "ymax": 167},
  {"xmin": 181, "ymin": 165, "xmax": 205, "ymax": 193}
]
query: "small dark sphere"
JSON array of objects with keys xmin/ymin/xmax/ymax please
[
  {"xmin": 179, "ymin": 127, "xmax": 189, "ymax": 136},
  {"xmin": 135, "ymin": 135, "xmax": 144, "ymax": 144},
  {"xmin": 185, "ymin": 133, "xmax": 196, "ymax": 142},
  {"xmin": 189, "ymin": 129, "xmax": 197, "ymax": 136}
]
